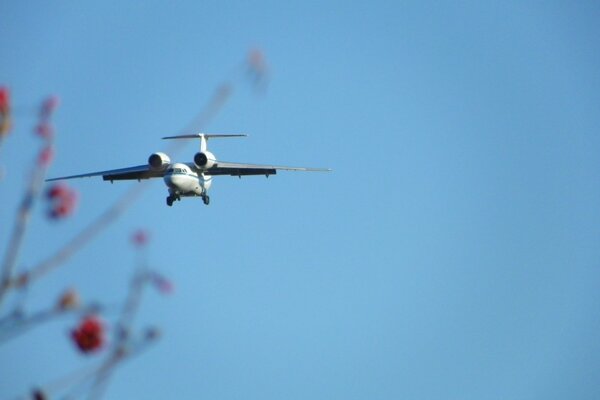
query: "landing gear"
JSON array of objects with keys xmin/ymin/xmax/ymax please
[
  {"xmin": 166, "ymin": 192, "xmax": 209, "ymax": 206},
  {"xmin": 166, "ymin": 194, "xmax": 181, "ymax": 207}
]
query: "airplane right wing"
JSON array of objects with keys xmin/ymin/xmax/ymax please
[{"xmin": 46, "ymin": 164, "xmax": 165, "ymax": 182}]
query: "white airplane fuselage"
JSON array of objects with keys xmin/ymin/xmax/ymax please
[{"xmin": 164, "ymin": 162, "xmax": 212, "ymax": 199}]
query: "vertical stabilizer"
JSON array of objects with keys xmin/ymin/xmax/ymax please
[{"xmin": 199, "ymin": 134, "xmax": 208, "ymax": 152}]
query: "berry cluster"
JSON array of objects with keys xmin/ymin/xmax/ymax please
[
  {"xmin": 45, "ymin": 183, "xmax": 78, "ymax": 219},
  {"xmin": 70, "ymin": 316, "xmax": 105, "ymax": 354}
]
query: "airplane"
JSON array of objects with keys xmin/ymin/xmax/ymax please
[{"xmin": 46, "ymin": 133, "xmax": 330, "ymax": 206}]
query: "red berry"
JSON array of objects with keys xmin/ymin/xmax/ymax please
[{"xmin": 71, "ymin": 316, "xmax": 105, "ymax": 353}]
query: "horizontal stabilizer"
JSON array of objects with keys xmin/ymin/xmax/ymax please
[
  {"xmin": 162, "ymin": 133, "xmax": 247, "ymax": 140},
  {"xmin": 163, "ymin": 133, "xmax": 247, "ymax": 152}
]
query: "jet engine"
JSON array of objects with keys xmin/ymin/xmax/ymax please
[
  {"xmin": 194, "ymin": 151, "xmax": 216, "ymax": 169},
  {"xmin": 148, "ymin": 152, "xmax": 171, "ymax": 171}
]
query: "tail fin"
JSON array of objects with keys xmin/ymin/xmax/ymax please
[{"xmin": 162, "ymin": 133, "xmax": 247, "ymax": 152}]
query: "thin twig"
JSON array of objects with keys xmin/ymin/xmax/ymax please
[
  {"xmin": 0, "ymin": 148, "xmax": 52, "ymax": 306},
  {"xmin": 0, "ymin": 303, "xmax": 105, "ymax": 345}
]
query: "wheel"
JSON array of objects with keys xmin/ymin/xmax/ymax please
[
  {"xmin": 203, "ymin": 195, "xmax": 210, "ymax": 205},
  {"xmin": 166, "ymin": 196, "xmax": 173, "ymax": 207}
]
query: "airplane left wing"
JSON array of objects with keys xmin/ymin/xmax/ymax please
[
  {"xmin": 46, "ymin": 164, "xmax": 164, "ymax": 182},
  {"xmin": 191, "ymin": 161, "xmax": 331, "ymax": 177}
]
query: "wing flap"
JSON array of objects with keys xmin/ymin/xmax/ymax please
[
  {"xmin": 200, "ymin": 161, "xmax": 330, "ymax": 176},
  {"xmin": 206, "ymin": 167, "xmax": 277, "ymax": 177},
  {"xmin": 103, "ymin": 170, "xmax": 164, "ymax": 181}
]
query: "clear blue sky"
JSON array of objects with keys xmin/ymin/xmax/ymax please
[{"xmin": 1, "ymin": 2, "xmax": 600, "ymax": 399}]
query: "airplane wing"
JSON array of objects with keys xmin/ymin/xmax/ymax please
[
  {"xmin": 191, "ymin": 161, "xmax": 331, "ymax": 177},
  {"xmin": 46, "ymin": 164, "xmax": 165, "ymax": 182}
]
